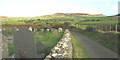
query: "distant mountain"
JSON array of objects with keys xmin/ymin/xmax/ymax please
[
  {"xmin": 107, "ymin": 14, "xmax": 120, "ymax": 17},
  {"xmin": 55, "ymin": 13, "xmax": 105, "ymax": 16},
  {"xmin": 54, "ymin": 13, "xmax": 89, "ymax": 16}
]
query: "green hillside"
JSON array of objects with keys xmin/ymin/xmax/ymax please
[{"xmin": 1, "ymin": 13, "xmax": 118, "ymax": 25}]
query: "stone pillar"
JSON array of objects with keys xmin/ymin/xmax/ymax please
[
  {"xmin": 14, "ymin": 27, "xmax": 37, "ymax": 58},
  {"xmin": 0, "ymin": 34, "xmax": 2, "ymax": 60},
  {"xmin": 0, "ymin": 34, "xmax": 9, "ymax": 59},
  {"xmin": 58, "ymin": 27, "xmax": 63, "ymax": 32},
  {"xmin": 11, "ymin": 27, "xmax": 17, "ymax": 34},
  {"xmin": 110, "ymin": 25, "xmax": 112, "ymax": 32},
  {"xmin": 29, "ymin": 27, "xmax": 33, "ymax": 31},
  {"xmin": 115, "ymin": 24, "xmax": 118, "ymax": 32}
]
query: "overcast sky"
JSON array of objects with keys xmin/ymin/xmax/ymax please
[{"xmin": 0, "ymin": 0, "xmax": 119, "ymax": 17}]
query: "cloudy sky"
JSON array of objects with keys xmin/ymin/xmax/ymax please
[{"xmin": 0, "ymin": 0, "xmax": 119, "ymax": 17}]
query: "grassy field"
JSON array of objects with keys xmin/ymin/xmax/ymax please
[
  {"xmin": 2, "ymin": 13, "xmax": 119, "ymax": 56},
  {"xmin": 71, "ymin": 35, "xmax": 88, "ymax": 59},
  {"xmin": 74, "ymin": 25, "xmax": 88, "ymax": 29},
  {"xmin": 1, "ymin": 14, "xmax": 118, "ymax": 25},
  {"xmin": 2, "ymin": 20, "xmax": 26, "ymax": 25}
]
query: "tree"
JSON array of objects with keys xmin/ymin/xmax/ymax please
[{"xmin": 86, "ymin": 26, "xmax": 94, "ymax": 32}]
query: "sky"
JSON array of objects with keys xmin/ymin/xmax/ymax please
[{"xmin": 0, "ymin": 0, "xmax": 119, "ymax": 17}]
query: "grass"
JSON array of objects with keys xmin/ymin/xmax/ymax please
[
  {"xmin": 71, "ymin": 35, "xmax": 88, "ymax": 59},
  {"xmin": 8, "ymin": 43, "xmax": 15, "ymax": 56},
  {"xmin": 75, "ymin": 25, "xmax": 88, "ymax": 29},
  {"xmin": 34, "ymin": 31, "xmax": 64, "ymax": 51},
  {"xmin": 2, "ymin": 21, "xmax": 26, "ymax": 25},
  {"xmin": 3, "ymin": 30, "xmax": 14, "ymax": 36}
]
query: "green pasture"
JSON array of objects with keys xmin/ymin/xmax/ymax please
[{"xmin": 2, "ymin": 21, "xmax": 26, "ymax": 25}]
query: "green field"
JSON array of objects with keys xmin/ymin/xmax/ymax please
[
  {"xmin": 1, "ymin": 14, "xmax": 118, "ymax": 25},
  {"xmin": 1, "ymin": 13, "xmax": 119, "ymax": 57},
  {"xmin": 2, "ymin": 20, "xmax": 26, "ymax": 25}
]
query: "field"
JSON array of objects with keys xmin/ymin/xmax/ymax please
[
  {"xmin": 1, "ymin": 14, "xmax": 118, "ymax": 31},
  {"xmin": 1, "ymin": 13, "xmax": 119, "ymax": 57}
]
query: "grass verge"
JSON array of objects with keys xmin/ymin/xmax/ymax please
[
  {"xmin": 71, "ymin": 35, "xmax": 88, "ymax": 59},
  {"xmin": 73, "ymin": 29, "xmax": 118, "ymax": 54}
]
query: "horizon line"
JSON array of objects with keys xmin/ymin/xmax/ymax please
[{"xmin": 0, "ymin": 13, "xmax": 118, "ymax": 17}]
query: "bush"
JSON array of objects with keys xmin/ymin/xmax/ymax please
[
  {"xmin": 64, "ymin": 22, "xmax": 71, "ymax": 26},
  {"xmin": 8, "ymin": 43, "xmax": 15, "ymax": 56},
  {"xmin": 86, "ymin": 26, "xmax": 94, "ymax": 31}
]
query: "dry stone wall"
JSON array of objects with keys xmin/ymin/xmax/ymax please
[{"xmin": 44, "ymin": 29, "xmax": 72, "ymax": 60}]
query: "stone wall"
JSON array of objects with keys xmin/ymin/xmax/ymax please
[
  {"xmin": 44, "ymin": 29, "xmax": 72, "ymax": 60},
  {"xmin": 0, "ymin": 33, "xmax": 9, "ymax": 60}
]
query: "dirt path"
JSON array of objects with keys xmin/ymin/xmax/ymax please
[{"xmin": 71, "ymin": 31, "xmax": 118, "ymax": 58}]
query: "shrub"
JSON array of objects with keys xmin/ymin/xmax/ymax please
[{"xmin": 86, "ymin": 26, "xmax": 94, "ymax": 31}]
